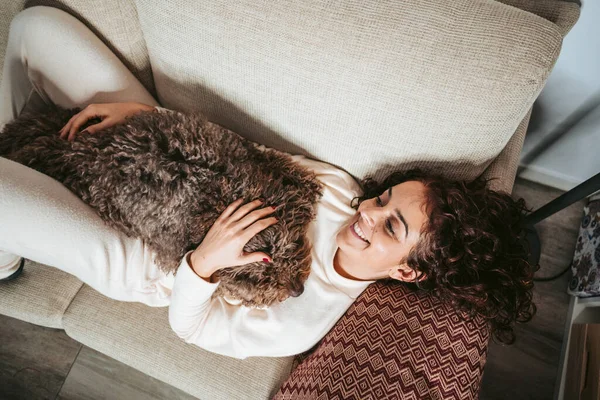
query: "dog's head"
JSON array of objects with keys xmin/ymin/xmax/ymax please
[{"xmin": 214, "ymin": 257, "xmax": 312, "ymax": 307}]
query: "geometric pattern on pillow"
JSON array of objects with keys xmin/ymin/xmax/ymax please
[{"xmin": 274, "ymin": 280, "xmax": 490, "ymax": 400}]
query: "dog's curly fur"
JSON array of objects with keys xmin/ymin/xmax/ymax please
[{"xmin": 0, "ymin": 104, "xmax": 323, "ymax": 307}]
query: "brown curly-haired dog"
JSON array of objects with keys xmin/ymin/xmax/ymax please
[{"xmin": 0, "ymin": 104, "xmax": 323, "ymax": 307}]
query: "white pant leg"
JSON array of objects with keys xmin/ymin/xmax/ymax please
[
  {"xmin": 0, "ymin": 6, "xmax": 172, "ymax": 305},
  {"xmin": 0, "ymin": 6, "xmax": 159, "ymax": 128}
]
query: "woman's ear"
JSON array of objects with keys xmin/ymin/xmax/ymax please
[{"xmin": 389, "ymin": 264, "xmax": 425, "ymax": 282}]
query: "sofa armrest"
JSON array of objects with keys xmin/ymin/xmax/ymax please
[
  {"xmin": 480, "ymin": 1, "xmax": 580, "ymax": 195},
  {"xmin": 480, "ymin": 109, "xmax": 532, "ymax": 194},
  {"xmin": 0, "ymin": 1, "xmax": 27, "ymax": 86},
  {"xmin": 497, "ymin": 0, "xmax": 580, "ymax": 37}
]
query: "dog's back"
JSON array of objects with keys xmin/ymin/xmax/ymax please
[{"xmin": 0, "ymin": 105, "xmax": 77, "ymax": 173}]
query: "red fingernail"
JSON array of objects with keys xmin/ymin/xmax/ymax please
[
  {"xmin": 272, "ymin": 206, "xmax": 277, "ymax": 210},
  {"xmin": 263, "ymin": 258, "xmax": 270, "ymax": 263}
]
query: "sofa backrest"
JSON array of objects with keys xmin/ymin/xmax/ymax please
[
  {"xmin": 130, "ymin": 0, "xmax": 571, "ymax": 183},
  {"xmin": 10, "ymin": 0, "xmax": 577, "ymax": 186}
]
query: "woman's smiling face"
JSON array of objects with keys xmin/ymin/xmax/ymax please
[{"xmin": 334, "ymin": 180, "xmax": 429, "ymax": 282}]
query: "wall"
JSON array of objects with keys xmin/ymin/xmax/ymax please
[{"xmin": 519, "ymin": 0, "xmax": 600, "ymax": 191}]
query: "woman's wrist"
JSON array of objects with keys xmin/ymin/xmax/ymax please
[{"xmin": 186, "ymin": 252, "xmax": 218, "ymax": 283}]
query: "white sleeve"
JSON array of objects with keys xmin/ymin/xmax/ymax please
[{"xmin": 168, "ymin": 251, "xmax": 320, "ymax": 359}]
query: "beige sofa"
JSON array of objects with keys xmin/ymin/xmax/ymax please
[{"xmin": 0, "ymin": 0, "xmax": 579, "ymax": 398}]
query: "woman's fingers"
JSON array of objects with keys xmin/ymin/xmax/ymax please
[
  {"xmin": 59, "ymin": 111, "xmax": 88, "ymax": 140},
  {"xmin": 241, "ymin": 216, "xmax": 278, "ymax": 243},
  {"xmin": 66, "ymin": 108, "xmax": 102, "ymax": 141},
  {"xmin": 57, "ymin": 104, "xmax": 105, "ymax": 141},
  {"xmin": 229, "ymin": 199, "xmax": 264, "ymax": 222},
  {"xmin": 71, "ymin": 118, "xmax": 113, "ymax": 140},
  {"xmin": 217, "ymin": 198, "xmax": 245, "ymax": 221},
  {"xmin": 59, "ymin": 114, "xmax": 78, "ymax": 139},
  {"xmin": 189, "ymin": 199, "xmax": 279, "ymax": 273},
  {"xmin": 220, "ymin": 199, "xmax": 278, "ymax": 230},
  {"xmin": 235, "ymin": 205, "xmax": 277, "ymax": 230},
  {"xmin": 241, "ymin": 251, "xmax": 273, "ymax": 264}
]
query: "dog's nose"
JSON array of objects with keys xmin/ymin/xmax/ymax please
[{"xmin": 288, "ymin": 285, "xmax": 304, "ymax": 298}]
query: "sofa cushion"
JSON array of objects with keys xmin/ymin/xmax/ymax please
[
  {"xmin": 134, "ymin": 0, "xmax": 564, "ymax": 183},
  {"xmin": 0, "ymin": 260, "xmax": 83, "ymax": 329},
  {"xmin": 274, "ymin": 280, "xmax": 490, "ymax": 400},
  {"xmin": 62, "ymin": 285, "xmax": 295, "ymax": 400}
]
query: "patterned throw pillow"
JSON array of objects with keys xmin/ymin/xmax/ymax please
[
  {"xmin": 274, "ymin": 280, "xmax": 490, "ymax": 400},
  {"xmin": 568, "ymin": 195, "xmax": 600, "ymax": 297}
]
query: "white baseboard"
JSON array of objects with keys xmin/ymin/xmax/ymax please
[{"xmin": 517, "ymin": 164, "xmax": 583, "ymax": 191}]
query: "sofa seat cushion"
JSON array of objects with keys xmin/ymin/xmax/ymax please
[
  {"xmin": 274, "ymin": 280, "xmax": 490, "ymax": 400},
  {"xmin": 0, "ymin": 260, "xmax": 83, "ymax": 329},
  {"xmin": 135, "ymin": 0, "xmax": 565, "ymax": 183},
  {"xmin": 62, "ymin": 284, "xmax": 295, "ymax": 400}
]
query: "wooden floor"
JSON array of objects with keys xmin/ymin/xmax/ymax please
[
  {"xmin": 0, "ymin": 178, "xmax": 586, "ymax": 400},
  {"xmin": 480, "ymin": 178, "xmax": 586, "ymax": 400},
  {"xmin": 0, "ymin": 317, "xmax": 196, "ymax": 400}
]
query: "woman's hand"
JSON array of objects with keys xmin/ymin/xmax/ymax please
[
  {"xmin": 189, "ymin": 199, "xmax": 278, "ymax": 281},
  {"xmin": 58, "ymin": 102, "xmax": 156, "ymax": 141}
]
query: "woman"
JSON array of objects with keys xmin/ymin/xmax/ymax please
[{"xmin": 0, "ymin": 7, "xmax": 535, "ymax": 359}]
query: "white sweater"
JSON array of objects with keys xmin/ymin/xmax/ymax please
[{"xmin": 157, "ymin": 107, "xmax": 375, "ymax": 359}]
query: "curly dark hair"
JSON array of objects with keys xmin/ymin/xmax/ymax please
[{"xmin": 351, "ymin": 169, "xmax": 537, "ymax": 344}]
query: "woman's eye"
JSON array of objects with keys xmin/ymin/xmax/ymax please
[
  {"xmin": 376, "ymin": 196, "xmax": 394, "ymax": 237},
  {"xmin": 386, "ymin": 220, "xmax": 395, "ymax": 236}
]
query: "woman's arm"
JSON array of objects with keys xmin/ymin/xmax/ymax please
[
  {"xmin": 168, "ymin": 198, "xmax": 321, "ymax": 359},
  {"xmin": 168, "ymin": 250, "xmax": 321, "ymax": 359}
]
